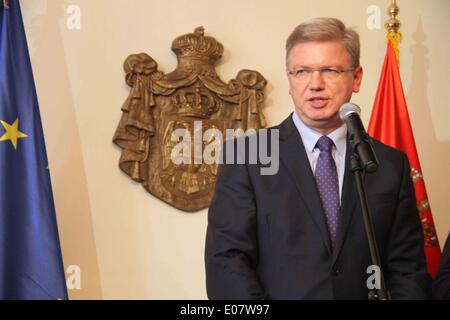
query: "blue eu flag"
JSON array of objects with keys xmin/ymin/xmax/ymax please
[{"xmin": 0, "ymin": 1, "xmax": 68, "ymax": 299}]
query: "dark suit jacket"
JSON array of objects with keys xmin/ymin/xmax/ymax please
[
  {"xmin": 433, "ymin": 232, "xmax": 450, "ymax": 299},
  {"xmin": 205, "ymin": 114, "xmax": 429, "ymax": 299}
]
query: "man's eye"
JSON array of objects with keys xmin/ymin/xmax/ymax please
[
  {"xmin": 321, "ymin": 68, "xmax": 339, "ymax": 75},
  {"xmin": 296, "ymin": 69, "xmax": 310, "ymax": 76}
]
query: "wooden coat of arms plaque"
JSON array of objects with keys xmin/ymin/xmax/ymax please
[{"xmin": 113, "ymin": 27, "xmax": 267, "ymax": 212}]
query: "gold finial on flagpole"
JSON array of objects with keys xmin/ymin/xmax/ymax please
[
  {"xmin": 385, "ymin": 0, "xmax": 402, "ymax": 65},
  {"xmin": 385, "ymin": 0, "xmax": 401, "ymax": 35},
  {"xmin": 3, "ymin": 0, "xmax": 9, "ymax": 9}
]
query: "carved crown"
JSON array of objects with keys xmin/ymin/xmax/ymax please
[
  {"xmin": 172, "ymin": 84, "xmax": 219, "ymax": 118},
  {"xmin": 171, "ymin": 27, "xmax": 224, "ymax": 62}
]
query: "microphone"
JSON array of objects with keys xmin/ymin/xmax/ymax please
[{"xmin": 339, "ymin": 102, "xmax": 379, "ymax": 173}]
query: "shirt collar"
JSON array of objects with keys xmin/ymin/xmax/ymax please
[{"xmin": 292, "ymin": 112, "xmax": 347, "ymax": 155}]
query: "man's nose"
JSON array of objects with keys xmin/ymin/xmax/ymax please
[{"xmin": 309, "ymin": 70, "xmax": 326, "ymax": 90}]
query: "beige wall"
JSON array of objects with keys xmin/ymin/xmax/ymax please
[{"xmin": 20, "ymin": 0, "xmax": 450, "ymax": 299}]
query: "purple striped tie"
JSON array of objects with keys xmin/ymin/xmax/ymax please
[{"xmin": 314, "ymin": 136, "xmax": 340, "ymax": 246}]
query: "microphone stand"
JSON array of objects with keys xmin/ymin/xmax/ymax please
[{"xmin": 350, "ymin": 154, "xmax": 390, "ymax": 300}]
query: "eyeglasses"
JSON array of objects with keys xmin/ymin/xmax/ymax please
[{"xmin": 288, "ymin": 67, "xmax": 356, "ymax": 82}]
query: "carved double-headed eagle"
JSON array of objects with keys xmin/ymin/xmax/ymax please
[{"xmin": 113, "ymin": 27, "xmax": 267, "ymax": 212}]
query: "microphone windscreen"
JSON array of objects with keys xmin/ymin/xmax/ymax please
[{"xmin": 339, "ymin": 102, "xmax": 361, "ymax": 121}]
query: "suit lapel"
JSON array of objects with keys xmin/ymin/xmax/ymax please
[
  {"xmin": 332, "ymin": 138, "xmax": 358, "ymax": 265},
  {"xmin": 278, "ymin": 115, "xmax": 332, "ymax": 254}
]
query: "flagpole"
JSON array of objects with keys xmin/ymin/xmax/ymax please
[{"xmin": 385, "ymin": 0, "xmax": 402, "ymax": 66}]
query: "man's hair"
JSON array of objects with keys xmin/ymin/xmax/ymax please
[{"xmin": 286, "ymin": 17, "xmax": 360, "ymax": 68}]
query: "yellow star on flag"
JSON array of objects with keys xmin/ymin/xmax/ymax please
[{"xmin": 0, "ymin": 118, "xmax": 28, "ymax": 150}]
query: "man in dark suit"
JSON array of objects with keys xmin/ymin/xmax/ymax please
[
  {"xmin": 433, "ymin": 232, "xmax": 450, "ymax": 299},
  {"xmin": 205, "ymin": 17, "xmax": 429, "ymax": 299}
]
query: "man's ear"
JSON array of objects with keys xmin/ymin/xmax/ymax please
[
  {"xmin": 286, "ymin": 69, "xmax": 293, "ymax": 95},
  {"xmin": 352, "ymin": 66, "xmax": 363, "ymax": 93}
]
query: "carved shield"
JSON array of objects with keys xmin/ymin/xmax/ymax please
[{"xmin": 113, "ymin": 27, "xmax": 267, "ymax": 212}]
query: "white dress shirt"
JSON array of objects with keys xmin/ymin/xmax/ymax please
[{"xmin": 292, "ymin": 112, "xmax": 347, "ymax": 203}]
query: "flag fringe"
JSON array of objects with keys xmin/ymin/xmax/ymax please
[{"xmin": 387, "ymin": 32, "xmax": 402, "ymax": 67}]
